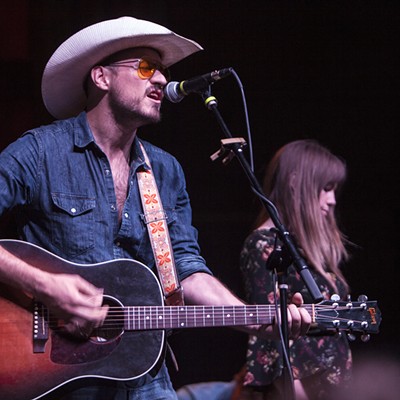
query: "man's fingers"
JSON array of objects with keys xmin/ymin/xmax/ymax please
[
  {"xmin": 62, "ymin": 319, "xmax": 90, "ymax": 339},
  {"xmin": 93, "ymin": 304, "xmax": 109, "ymax": 328},
  {"xmin": 76, "ymin": 278, "xmax": 104, "ymax": 299}
]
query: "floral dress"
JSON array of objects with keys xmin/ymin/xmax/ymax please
[{"xmin": 239, "ymin": 229, "xmax": 352, "ymax": 399}]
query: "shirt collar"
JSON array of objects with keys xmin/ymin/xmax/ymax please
[
  {"xmin": 73, "ymin": 111, "xmax": 96, "ymax": 148},
  {"xmin": 73, "ymin": 112, "xmax": 150, "ymax": 171}
]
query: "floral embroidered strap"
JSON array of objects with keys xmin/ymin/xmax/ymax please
[{"xmin": 137, "ymin": 143, "xmax": 184, "ymax": 306}]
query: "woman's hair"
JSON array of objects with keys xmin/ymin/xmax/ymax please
[{"xmin": 255, "ymin": 139, "xmax": 350, "ymax": 291}]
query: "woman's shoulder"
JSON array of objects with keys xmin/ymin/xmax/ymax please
[
  {"xmin": 242, "ymin": 227, "xmax": 277, "ymax": 254},
  {"xmin": 246, "ymin": 224, "xmax": 276, "ymax": 241}
]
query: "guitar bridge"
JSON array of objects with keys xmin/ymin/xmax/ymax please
[{"xmin": 33, "ymin": 301, "xmax": 49, "ymax": 353}]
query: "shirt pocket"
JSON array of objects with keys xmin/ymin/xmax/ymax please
[{"xmin": 50, "ymin": 192, "xmax": 96, "ymax": 257}]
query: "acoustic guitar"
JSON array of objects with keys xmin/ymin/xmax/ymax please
[{"xmin": 0, "ymin": 240, "xmax": 381, "ymax": 400}]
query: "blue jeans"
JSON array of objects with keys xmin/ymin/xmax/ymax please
[{"xmin": 58, "ymin": 364, "xmax": 178, "ymax": 400}]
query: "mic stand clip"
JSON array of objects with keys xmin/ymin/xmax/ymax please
[{"xmin": 210, "ymin": 137, "xmax": 247, "ymax": 166}]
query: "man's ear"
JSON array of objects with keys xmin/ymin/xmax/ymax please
[{"xmin": 90, "ymin": 66, "xmax": 110, "ymax": 90}]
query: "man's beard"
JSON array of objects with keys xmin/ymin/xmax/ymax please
[
  {"xmin": 126, "ymin": 106, "xmax": 161, "ymax": 126},
  {"xmin": 109, "ymin": 90, "xmax": 162, "ymax": 127}
]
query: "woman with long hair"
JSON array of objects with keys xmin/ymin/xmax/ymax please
[{"xmin": 239, "ymin": 139, "xmax": 352, "ymax": 399}]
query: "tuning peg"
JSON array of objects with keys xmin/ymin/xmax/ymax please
[
  {"xmin": 357, "ymin": 294, "xmax": 368, "ymax": 309},
  {"xmin": 332, "ymin": 319, "xmax": 340, "ymax": 328},
  {"xmin": 347, "ymin": 320, "xmax": 354, "ymax": 329},
  {"xmin": 357, "ymin": 294, "xmax": 368, "ymax": 302},
  {"xmin": 361, "ymin": 334, "xmax": 371, "ymax": 342},
  {"xmin": 345, "ymin": 294, "xmax": 353, "ymax": 308},
  {"xmin": 347, "ymin": 333, "xmax": 357, "ymax": 342},
  {"xmin": 330, "ymin": 294, "xmax": 340, "ymax": 308},
  {"xmin": 361, "ymin": 321, "xmax": 368, "ymax": 329},
  {"xmin": 330, "ymin": 294, "xmax": 340, "ymax": 302}
]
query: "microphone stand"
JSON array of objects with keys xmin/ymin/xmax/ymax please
[
  {"xmin": 200, "ymin": 89, "xmax": 323, "ymax": 400},
  {"xmin": 265, "ymin": 242, "xmax": 295, "ymax": 400}
]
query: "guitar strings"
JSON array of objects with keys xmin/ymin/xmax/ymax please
[{"xmin": 35, "ymin": 304, "xmax": 371, "ymax": 331}]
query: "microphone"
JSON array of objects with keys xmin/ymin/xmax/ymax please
[{"xmin": 164, "ymin": 68, "xmax": 233, "ymax": 103}]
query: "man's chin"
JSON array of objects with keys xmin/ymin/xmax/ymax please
[
  {"xmin": 145, "ymin": 110, "xmax": 162, "ymax": 125},
  {"xmin": 142, "ymin": 114, "xmax": 161, "ymax": 125},
  {"xmin": 128, "ymin": 110, "xmax": 161, "ymax": 126}
]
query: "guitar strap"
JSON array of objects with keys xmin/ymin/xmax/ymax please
[{"xmin": 137, "ymin": 142, "xmax": 184, "ymax": 307}]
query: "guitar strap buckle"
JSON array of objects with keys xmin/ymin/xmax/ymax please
[{"xmin": 142, "ymin": 209, "xmax": 168, "ymax": 225}]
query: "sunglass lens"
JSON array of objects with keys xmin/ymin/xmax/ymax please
[
  {"xmin": 138, "ymin": 59, "xmax": 154, "ymax": 79},
  {"xmin": 138, "ymin": 59, "xmax": 170, "ymax": 81}
]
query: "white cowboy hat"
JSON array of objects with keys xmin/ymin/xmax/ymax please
[{"xmin": 41, "ymin": 16, "xmax": 203, "ymax": 119}]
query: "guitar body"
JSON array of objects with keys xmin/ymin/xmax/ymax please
[{"xmin": 0, "ymin": 240, "xmax": 166, "ymax": 400}]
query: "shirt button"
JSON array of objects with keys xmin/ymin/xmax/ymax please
[
  {"xmin": 70, "ymin": 207, "xmax": 77, "ymax": 214},
  {"xmin": 105, "ymin": 169, "xmax": 111, "ymax": 175},
  {"xmin": 124, "ymin": 212, "xmax": 129, "ymax": 218},
  {"xmin": 110, "ymin": 205, "xmax": 116, "ymax": 211}
]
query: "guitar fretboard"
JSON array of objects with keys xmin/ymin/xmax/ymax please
[{"xmin": 122, "ymin": 305, "xmax": 276, "ymax": 330}]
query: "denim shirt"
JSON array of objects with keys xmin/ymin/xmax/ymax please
[{"xmin": 0, "ymin": 112, "xmax": 211, "ymax": 281}]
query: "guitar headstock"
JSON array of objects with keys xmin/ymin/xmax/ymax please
[{"xmin": 312, "ymin": 296, "xmax": 381, "ymax": 341}]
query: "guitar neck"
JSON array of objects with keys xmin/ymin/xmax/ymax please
[
  {"xmin": 121, "ymin": 304, "xmax": 279, "ymax": 330},
  {"xmin": 117, "ymin": 300, "xmax": 380, "ymax": 334}
]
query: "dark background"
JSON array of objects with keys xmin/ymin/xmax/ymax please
[{"xmin": 1, "ymin": 0, "xmax": 398, "ymax": 389}]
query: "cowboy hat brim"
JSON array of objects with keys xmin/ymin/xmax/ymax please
[{"xmin": 41, "ymin": 16, "xmax": 203, "ymax": 119}]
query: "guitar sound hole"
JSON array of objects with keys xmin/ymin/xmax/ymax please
[{"xmin": 90, "ymin": 295, "xmax": 124, "ymax": 343}]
